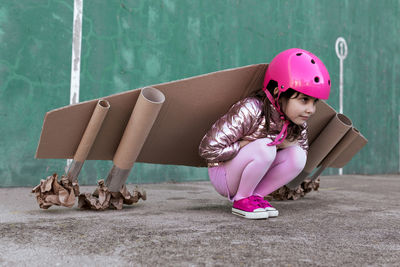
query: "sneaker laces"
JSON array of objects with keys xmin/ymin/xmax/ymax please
[{"xmin": 251, "ymin": 196, "xmax": 273, "ymax": 208}]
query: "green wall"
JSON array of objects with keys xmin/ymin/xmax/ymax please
[{"xmin": 0, "ymin": 0, "xmax": 399, "ymax": 187}]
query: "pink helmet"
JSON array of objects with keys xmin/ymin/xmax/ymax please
[{"xmin": 263, "ymin": 48, "xmax": 331, "ymax": 99}]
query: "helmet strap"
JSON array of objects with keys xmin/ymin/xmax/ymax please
[
  {"xmin": 267, "ymin": 120, "xmax": 290, "ymax": 146},
  {"xmin": 263, "ymin": 86, "xmax": 290, "ymax": 146},
  {"xmin": 264, "ymin": 87, "xmax": 284, "ymax": 117}
]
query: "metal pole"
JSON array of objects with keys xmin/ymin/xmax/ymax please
[
  {"xmin": 66, "ymin": 0, "xmax": 83, "ymax": 172},
  {"xmin": 335, "ymin": 37, "xmax": 348, "ymax": 176}
]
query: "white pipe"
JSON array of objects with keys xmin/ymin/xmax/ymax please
[
  {"xmin": 335, "ymin": 37, "xmax": 348, "ymax": 176},
  {"xmin": 70, "ymin": 0, "xmax": 83, "ymax": 105},
  {"xmin": 67, "ymin": 0, "xmax": 83, "ymax": 171},
  {"xmin": 335, "ymin": 37, "xmax": 348, "ymax": 114}
]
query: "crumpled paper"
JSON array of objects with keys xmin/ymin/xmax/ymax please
[
  {"xmin": 78, "ymin": 180, "xmax": 111, "ymax": 210},
  {"xmin": 78, "ymin": 179, "xmax": 146, "ymax": 210},
  {"xmin": 32, "ymin": 173, "xmax": 80, "ymax": 209},
  {"xmin": 267, "ymin": 178, "xmax": 320, "ymax": 201}
]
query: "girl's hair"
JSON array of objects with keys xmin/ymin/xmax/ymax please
[{"xmin": 248, "ymin": 80, "xmax": 305, "ymax": 142}]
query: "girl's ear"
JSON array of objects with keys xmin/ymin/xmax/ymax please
[{"xmin": 273, "ymin": 87, "xmax": 279, "ymax": 96}]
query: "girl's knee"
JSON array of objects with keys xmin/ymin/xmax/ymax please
[
  {"xmin": 248, "ymin": 138, "xmax": 277, "ymax": 164},
  {"xmin": 287, "ymin": 146, "xmax": 307, "ymax": 171}
]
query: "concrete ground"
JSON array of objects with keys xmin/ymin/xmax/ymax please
[{"xmin": 0, "ymin": 174, "xmax": 399, "ymax": 266}]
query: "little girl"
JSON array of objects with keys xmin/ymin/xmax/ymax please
[{"xmin": 199, "ymin": 48, "xmax": 331, "ymax": 219}]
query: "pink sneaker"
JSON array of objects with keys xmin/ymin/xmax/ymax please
[
  {"xmin": 232, "ymin": 197, "xmax": 268, "ymax": 219},
  {"xmin": 250, "ymin": 196, "xmax": 279, "ymax": 217}
]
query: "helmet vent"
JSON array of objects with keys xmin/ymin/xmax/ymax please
[
  {"xmin": 328, "ymin": 80, "xmax": 331, "ymax": 85},
  {"xmin": 314, "ymin": 76, "xmax": 320, "ymax": 83},
  {"xmin": 311, "ymin": 59, "xmax": 315, "ymax": 64},
  {"xmin": 296, "ymin": 53, "xmax": 302, "ymax": 56}
]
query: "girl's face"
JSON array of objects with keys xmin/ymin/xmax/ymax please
[{"xmin": 281, "ymin": 92, "xmax": 317, "ymax": 125}]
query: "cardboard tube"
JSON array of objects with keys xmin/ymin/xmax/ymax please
[
  {"xmin": 66, "ymin": 161, "xmax": 84, "ymax": 182},
  {"xmin": 286, "ymin": 170, "xmax": 310, "ymax": 189},
  {"xmin": 321, "ymin": 127, "xmax": 359, "ymax": 168},
  {"xmin": 106, "ymin": 87, "xmax": 165, "ymax": 191},
  {"xmin": 73, "ymin": 99, "xmax": 111, "ymax": 162},
  {"xmin": 105, "ymin": 165, "xmax": 131, "ymax": 192},
  {"xmin": 307, "ymin": 128, "xmax": 359, "ymax": 181},
  {"xmin": 303, "ymin": 113, "xmax": 352, "ymax": 173},
  {"xmin": 67, "ymin": 99, "xmax": 110, "ymax": 182},
  {"xmin": 113, "ymin": 87, "xmax": 165, "ymax": 169},
  {"xmin": 330, "ymin": 132, "xmax": 368, "ymax": 168}
]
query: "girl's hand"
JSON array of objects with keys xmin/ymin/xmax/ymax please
[{"xmin": 239, "ymin": 140, "xmax": 251, "ymax": 148}]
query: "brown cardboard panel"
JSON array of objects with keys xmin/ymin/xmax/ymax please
[
  {"xmin": 36, "ymin": 64, "xmax": 367, "ymax": 170},
  {"xmin": 140, "ymin": 65, "xmax": 268, "ymax": 166},
  {"xmin": 35, "ymin": 90, "xmax": 140, "ymax": 160},
  {"xmin": 306, "ymin": 100, "xmax": 337, "ymax": 144},
  {"xmin": 36, "ymin": 64, "xmax": 267, "ymax": 166}
]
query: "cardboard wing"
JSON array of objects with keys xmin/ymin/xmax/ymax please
[
  {"xmin": 36, "ymin": 64, "xmax": 267, "ymax": 166},
  {"xmin": 36, "ymin": 64, "xmax": 367, "ymax": 177}
]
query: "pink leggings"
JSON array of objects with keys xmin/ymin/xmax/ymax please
[{"xmin": 208, "ymin": 138, "xmax": 307, "ymax": 201}]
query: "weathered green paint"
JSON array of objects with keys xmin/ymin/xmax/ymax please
[{"xmin": 0, "ymin": 0, "xmax": 399, "ymax": 187}]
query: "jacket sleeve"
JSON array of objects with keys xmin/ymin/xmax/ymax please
[
  {"xmin": 297, "ymin": 123, "xmax": 309, "ymax": 153},
  {"xmin": 198, "ymin": 98, "xmax": 263, "ymax": 163}
]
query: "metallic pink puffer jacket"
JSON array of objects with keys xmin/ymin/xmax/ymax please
[{"xmin": 198, "ymin": 97, "xmax": 308, "ymax": 164}]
